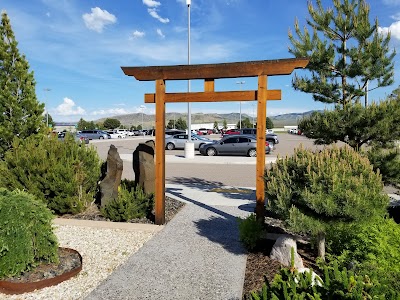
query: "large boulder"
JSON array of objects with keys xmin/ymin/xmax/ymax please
[
  {"xmin": 133, "ymin": 140, "xmax": 155, "ymax": 194},
  {"xmin": 99, "ymin": 145, "xmax": 123, "ymax": 207},
  {"xmin": 270, "ymin": 235, "xmax": 304, "ymax": 269}
]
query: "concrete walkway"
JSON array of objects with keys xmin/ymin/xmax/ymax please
[{"xmin": 86, "ymin": 184, "xmax": 255, "ymax": 300}]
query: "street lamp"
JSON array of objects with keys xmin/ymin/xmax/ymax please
[
  {"xmin": 43, "ymin": 88, "xmax": 51, "ymax": 128},
  {"xmin": 184, "ymin": 0, "xmax": 195, "ymax": 159},
  {"xmin": 252, "ymin": 102, "xmax": 255, "ymax": 128},
  {"xmin": 139, "ymin": 105, "xmax": 146, "ymax": 129},
  {"xmin": 236, "ymin": 81, "xmax": 245, "ymax": 129},
  {"xmin": 187, "ymin": 0, "xmax": 191, "ymax": 141}
]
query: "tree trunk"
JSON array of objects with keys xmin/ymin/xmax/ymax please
[{"xmin": 317, "ymin": 231, "xmax": 326, "ymax": 261}]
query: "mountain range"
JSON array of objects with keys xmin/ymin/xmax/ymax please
[{"xmin": 95, "ymin": 111, "xmax": 318, "ymax": 128}]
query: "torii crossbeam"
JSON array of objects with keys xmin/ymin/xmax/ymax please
[{"xmin": 122, "ymin": 58, "xmax": 309, "ymax": 225}]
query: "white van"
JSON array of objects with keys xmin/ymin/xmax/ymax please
[{"xmin": 114, "ymin": 129, "xmax": 129, "ymax": 136}]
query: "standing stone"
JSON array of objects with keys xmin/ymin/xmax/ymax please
[
  {"xmin": 133, "ymin": 140, "xmax": 155, "ymax": 194},
  {"xmin": 100, "ymin": 145, "xmax": 123, "ymax": 207},
  {"xmin": 270, "ymin": 235, "xmax": 304, "ymax": 269}
]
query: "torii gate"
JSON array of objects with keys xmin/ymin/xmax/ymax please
[{"xmin": 122, "ymin": 58, "xmax": 309, "ymax": 225}]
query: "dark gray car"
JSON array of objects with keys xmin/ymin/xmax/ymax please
[{"xmin": 199, "ymin": 134, "xmax": 271, "ymax": 157}]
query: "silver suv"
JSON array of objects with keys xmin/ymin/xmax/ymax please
[{"xmin": 80, "ymin": 130, "xmax": 110, "ymax": 140}]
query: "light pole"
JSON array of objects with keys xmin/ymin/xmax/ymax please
[
  {"xmin": 43, "ymin": 88, "xmax": 51, "ymax": 128},
  {"xmin": 140, "ymin": 105, "xmax": 146, "ymax": 129},
  {"xmin": 184, "ymin": 0, "xmax": 194, "ymax": 158},
  {"xmin": 252, "ymin": 102, "xmax": 255, "ymax": 128},
  {"xmin": 236, "ymin": 81, "xmax": 245, "ymax": 129},
  {"xmin": 187, "ymin": 0, "xmax": 191, "ymax": 140}
]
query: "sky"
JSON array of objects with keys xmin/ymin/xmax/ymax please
[{"xmin": 1, "ymin": 0, "xmax": 400, "ymax": 122}]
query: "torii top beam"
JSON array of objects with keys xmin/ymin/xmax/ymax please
[{"xmin": 121, "ymin": 58, "xmax": 309, "ymax": 81}]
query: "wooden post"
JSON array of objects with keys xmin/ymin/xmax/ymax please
[
  {"xmin": 155, "ymin": 79, "xmax": 166, "ymax": 225},
  {"xmin": 256, "ymin": 75, "xmax": 267, "ymax": 221}
]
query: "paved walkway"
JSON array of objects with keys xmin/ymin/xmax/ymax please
[{"xmin": 86, "ymin": 183, "xmax": 256, "ymax": 300}]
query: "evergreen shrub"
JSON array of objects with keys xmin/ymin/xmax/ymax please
[
  {"xmin": 248, "ymin": 261, "xmax": 383, "ymax": 299},
  {"xmin": 264, "ymin": 145, "xmax": 389, "ymax": 239},
  {"xmin": 327, "ymin": 218, "xmax": 400, "ymax": 296},
  {"xmin": 0, "ymin": 134, "xmax": 101, "ymax": 214},
  {"xmin": 365, "ymin": 146, "xmax": 400, "ymax": 186},
  {"xmin": 101, "ymin": 180, "xmax": 154, "ymax": 222},
  {"xmin": 238, "ymin": 214, "xmax": 264, "ymax": 250},
  {"xmin": 0, "ymin": 189, "xmax": 59, "ymax": 279}
]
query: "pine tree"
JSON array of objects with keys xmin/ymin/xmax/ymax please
[
  {"xmin": 289, "ymin": 0, "xmax": 395, "ymax": 106},
  {"xmin": 175, "ymin": 117, "xmax": 187, "ymax": 130},
  {"xmin": 0, "ymin": 12, "xmax": 44, "ymax": 158},
  {"xmin": 103, "ymin": 118, "xmax": 120, "ymax": 129},
  {"xmin": 266, "ymin": 117, "xmax": 274, "ymax": 129}
]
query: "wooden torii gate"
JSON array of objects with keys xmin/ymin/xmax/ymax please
[{"xmin": 122, "ymin": 58, "xmax": 308, "ymax": 225}]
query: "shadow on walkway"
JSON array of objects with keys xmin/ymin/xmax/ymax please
[
  {"xmin": 167, "ymin": 187, "xmax": 248, "ymax": 255},
  {"xmin": 168, "ymin": 176, "xmax": 256, "ymax": 201}
]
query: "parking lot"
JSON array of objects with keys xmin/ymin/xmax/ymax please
[{"xmin": 90, "ymin": 133, "xmax": 324, "ymax": 188}]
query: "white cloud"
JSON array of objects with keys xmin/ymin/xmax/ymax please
[
  {"xmin": 391, "ymin": 13, "xmax": 400, "ymax": 20},
  {"xmin": 379, "ymin": 21, "xmax": 400, "ymax": 40},
  {"xmin": 82, "ymin": 7, "xmax": 117, "ymax": 33},
  {"xmin": 132, "ymin": 30, "xmax": 145, "ymax": 38},
  {"xmin": 54, "ymin": 98, "xmax": 86, "ymax": 116},
  {"xmin": 156, "ymin": 28, "xmax": 165, "ymax": 38},
  {"xmin": 148, "ymin": 8, "xmax": 170, "ymax": 23},
  {"xmin": 91, "ymin": 108, "xmax": 131, "ymax": 116},
  {"xmin": 143, "ymin": 0, "xmax": 161, "ymax": 8}
]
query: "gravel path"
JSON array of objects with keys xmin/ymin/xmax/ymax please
[{"xmin": 0, "ymin": 226, "xmax": 156, "ymax": 300}]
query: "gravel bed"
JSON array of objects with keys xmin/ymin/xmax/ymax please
[{"xmin": 0, "ymin": 225, "xmax": 156, "ymax": 300}]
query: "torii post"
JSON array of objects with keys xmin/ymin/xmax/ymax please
[{"xmin": 122, "ymin": 58, "xmax": 309, "ymax": 225}]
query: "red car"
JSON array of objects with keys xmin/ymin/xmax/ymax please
[{"xmin": 222, "ymin": 129, "xmax": 240, "ymax": 136}]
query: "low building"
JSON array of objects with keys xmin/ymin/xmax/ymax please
[{"xmin": 53, "ymin": 122, "xmax": 77, "ymax": 133}]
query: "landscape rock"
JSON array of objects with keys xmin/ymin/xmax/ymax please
[
  {"xmin": 99, "ymin": 145, "xmax": 123, "ymax": 207},
  {"xmin": 296, "ymin": 267, "xmax": 323, "ymax": 286},
  {"xmin": 270, "ymin": 235, "xmax": 304, "ymax": 269},
  {"xmin": 133, "ymin": 140, "xmax": 155, "ymax": 194}
]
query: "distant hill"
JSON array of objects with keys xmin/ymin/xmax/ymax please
[{"xmin": 95, "ymin": 111, "xmax": 319, "ymax": 128}]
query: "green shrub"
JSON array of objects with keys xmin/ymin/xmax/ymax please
[
  {"xmin": 327, "ymin": 218, "xmax": 400, "ymax": 297},
  {"xmin": 0, "ymin": 189, "xmax": 59, "ymax": 279},
  {"xmin": 365, "ymin": 146, "xmax": 400, "ymax": 186},
  {"xmin": 0, "ymin": 135, "xmax": 101, "ymax": 214},
  {"xmin": 101, "ymin": 180, "xmax": 154, "ymax": 222},
  {"xmin": 264, "ymin": 146, "xmax": 389, "ymax": 255},
  {"xmin": 248, "ymin": 262, "xmax": 384, "ymax": 299},
  {"xmin": 238, "ymin": 214, "xmax": 264, "ymax": 250}
]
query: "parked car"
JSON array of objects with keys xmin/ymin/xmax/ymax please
[
  {"xmin": 165, "ymin": 129, "xmax": 186, "ymax": 136},
  {"xmin": 222, "ymin": 129, "xmax": 241, "ymax": 136},
  {"xmin": 234, "ymin": 128, "xmax": 279, "ymax": 149},
  {"xmin": 80, "ymin": 130, "xmax": 111, "ymax": 140},
  {"xmin": 106, "ymin": 130, "xmax": 126, "ymax": 139},
  {"xmin": 198, "ymin": 128, "xmax": 213, "ymax": 135},
  {"xmin": 199, "ymin": 134, "xmax": 271, "ymax": 157},
  {"xmin": 58, "ymin": 132, "xmax": 89, "ymax": 144},
  {"xmin": 130, "ymin": 130, "xmax": 141, "ymax": 136},
  {"xmin": 114, "ymin": 129, "xmax": 131, "ymax": 136},
  {"xmin": 165, "ymin": 133, "xmax": 214, "ymax": 150}
]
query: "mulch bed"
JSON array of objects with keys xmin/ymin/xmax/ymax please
[
  {"xmin": 241, "ymin": 213, "xmax": 319, "ymax": 299},
  {"xmin": 1, "ymin": 248, "xmax": 81, "ymax": 284}
]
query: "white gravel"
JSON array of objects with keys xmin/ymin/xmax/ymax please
[{"xmin": 0, "ymin": 225, "xmax": 156, "ymax": 300}]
